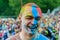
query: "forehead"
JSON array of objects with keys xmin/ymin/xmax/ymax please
[{"xmin": 22, "ymin": 6, "xmax": 42, "ymax": 17}]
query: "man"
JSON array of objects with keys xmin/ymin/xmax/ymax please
[{"xmin": 7, "ymin": 3, "xmax": 49, "ymax": 40}]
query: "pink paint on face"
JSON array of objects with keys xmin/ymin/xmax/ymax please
[{"xmin": 36, "ymin": 8, "xmax": 42, "ymax": 18}]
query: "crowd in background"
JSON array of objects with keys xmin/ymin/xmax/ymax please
[
  {"xmin": 0, "ymin": 11, "xmax": 59, "ymax": 40},
  {"xmin": 0, "ymin": 18, "xmax": 21, "ymax": 40}
]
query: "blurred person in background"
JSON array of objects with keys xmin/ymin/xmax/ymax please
[
  {"xmin": 7, "ymin": 3, "xmax": 50, "ymax": 40},
  {"xmin": 0, "ymin": 19, "xmax": 2, "ymax": 31}
]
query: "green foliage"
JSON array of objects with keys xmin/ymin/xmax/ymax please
[
  {"xmin": 0, "ymin": 0, "xmax": 60, "ymax": 17},
  {"xmin": 0, "ymin": 0, "xmax": 9, "ymax": 14},
  {"xmin": 21, "ymin": 0, "xmax": 60, "ymax": 12}
]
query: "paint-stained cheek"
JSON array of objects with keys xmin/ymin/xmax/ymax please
[{"xmin": 33, "ymin": 20, "xmax": 38, "ymax": 24}]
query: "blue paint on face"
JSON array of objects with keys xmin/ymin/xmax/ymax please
[
  {"xmin": 23, "ymin": 5, "xmax": 40, "ymax": 34},
  {"xmin": 26, "ymin": 5, "xmax": 39, "ymax": 34},
  {"xmin": 32, "ymin": 5, "xmax": 39, "ymax": 17},
  {"xmin": 32, "ymin": 5, "xmax": 39, "ymax": 25},
  {"xmin": 33, "ymin": 19, "xmax": 38, "ymax": 25},
  {"xmin": 31, "ymin": 29, "xmax": 36, "ymax": 34}
]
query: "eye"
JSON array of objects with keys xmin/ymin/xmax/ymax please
[
  {"xmin": 25, "ymin": 16, "xmax": 33, "ymax": 20},
  {"xmin": 35, "ymin": 17, "xmax": 40, "ymax": 21},
  {"xmin": 26, "ymin": 17, "xmax": 33, "ymax": 20},
  {"xmin": 25, "ymin": 17, "xmax": 33, "ymax": 20}
]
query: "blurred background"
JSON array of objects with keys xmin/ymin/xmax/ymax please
[
  {"xmin": 0, "ymin": 0, "xmax": 60, "ymax": 17},
  {"xmin": 0, "ymin": 0, "xmax": 60, "ymax": 40}
]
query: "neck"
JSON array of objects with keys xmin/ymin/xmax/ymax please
[{"xmin": 20, "ymin": 29, "xmax": 35, "ymax": 40}]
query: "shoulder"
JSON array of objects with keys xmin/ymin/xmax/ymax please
[
  {"xmin": 35, "ymin": 33, "xmax": 50, "ymax": 40},
  {"xmin": 6, "ymin": 32, "xmax": 21, "ymax": 40}
]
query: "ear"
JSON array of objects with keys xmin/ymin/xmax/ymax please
[
  {"xmin": 17, "ymin": 15, "xmax": 22, "ymax": 23},
  {"xmin": 20, "ymin": 16, "xmax": 22, "ymax": 22}
]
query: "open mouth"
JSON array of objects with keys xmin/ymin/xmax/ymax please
[
  {"xmin": 27, "ymin": 25, "xmax": 38, "ymax": 29},
  {"xmin": 27, "ymin": 27, "xmax": 37, "ymax": 33},
  {"xmin": 26, "ymin": 24, "xmax": 38, "ymax": 30}
]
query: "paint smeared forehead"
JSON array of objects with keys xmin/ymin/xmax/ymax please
[
  {"xmin": 32, "ymin": 5, "xmax": 42, "ymax": 17},
  {"xmin": 21, "ymin": 5, "xmax": 42, "ymax": 17},
  {"xmin": 22, "ymin": 6, "xmax": 32, "ymax": 16}
]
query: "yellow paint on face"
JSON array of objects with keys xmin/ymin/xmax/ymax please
[
  {"xmin": 26, "ymin": 12, "xmax": 33, "ymax": 16},
  {"xmin": 25, "ymin": 12, "xmax": 33, "ymax": 19},
  {"xmin": 22, "ymin": 6, "xmax": 33, "ymax": 18}
]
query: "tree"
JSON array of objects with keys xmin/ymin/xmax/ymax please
[{"xmin": 0, "ymin": 0, "xmax": 60, "ymax": 16}]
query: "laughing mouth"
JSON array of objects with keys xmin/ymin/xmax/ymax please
[
  {"xmin": 27, "ymin": 24, "xmax": 38, "ymax": 29},
  {"xmin": 28, "ymin": 25, "xmax": 38, "ymax": 29}
]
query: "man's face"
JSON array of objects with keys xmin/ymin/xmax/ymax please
[{"xmin": 21, "ymin": 6, "xmax": 41, "ymax": 34}]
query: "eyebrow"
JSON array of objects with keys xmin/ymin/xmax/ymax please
[
  {"xmin": 35, "ymin": 16, "xmax": 41, "ymax": 18},
  {"xmin": 25, "ymin": 15, "xmax": 33, "ymax": 18},
  {"xmin": 25, "ymin": 15, "xmax": 41, "ymax": 18}
]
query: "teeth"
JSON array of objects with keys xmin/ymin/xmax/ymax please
[{"xmin": 27, "ymin": 24, "xmax": 37, "ymax": 29}]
